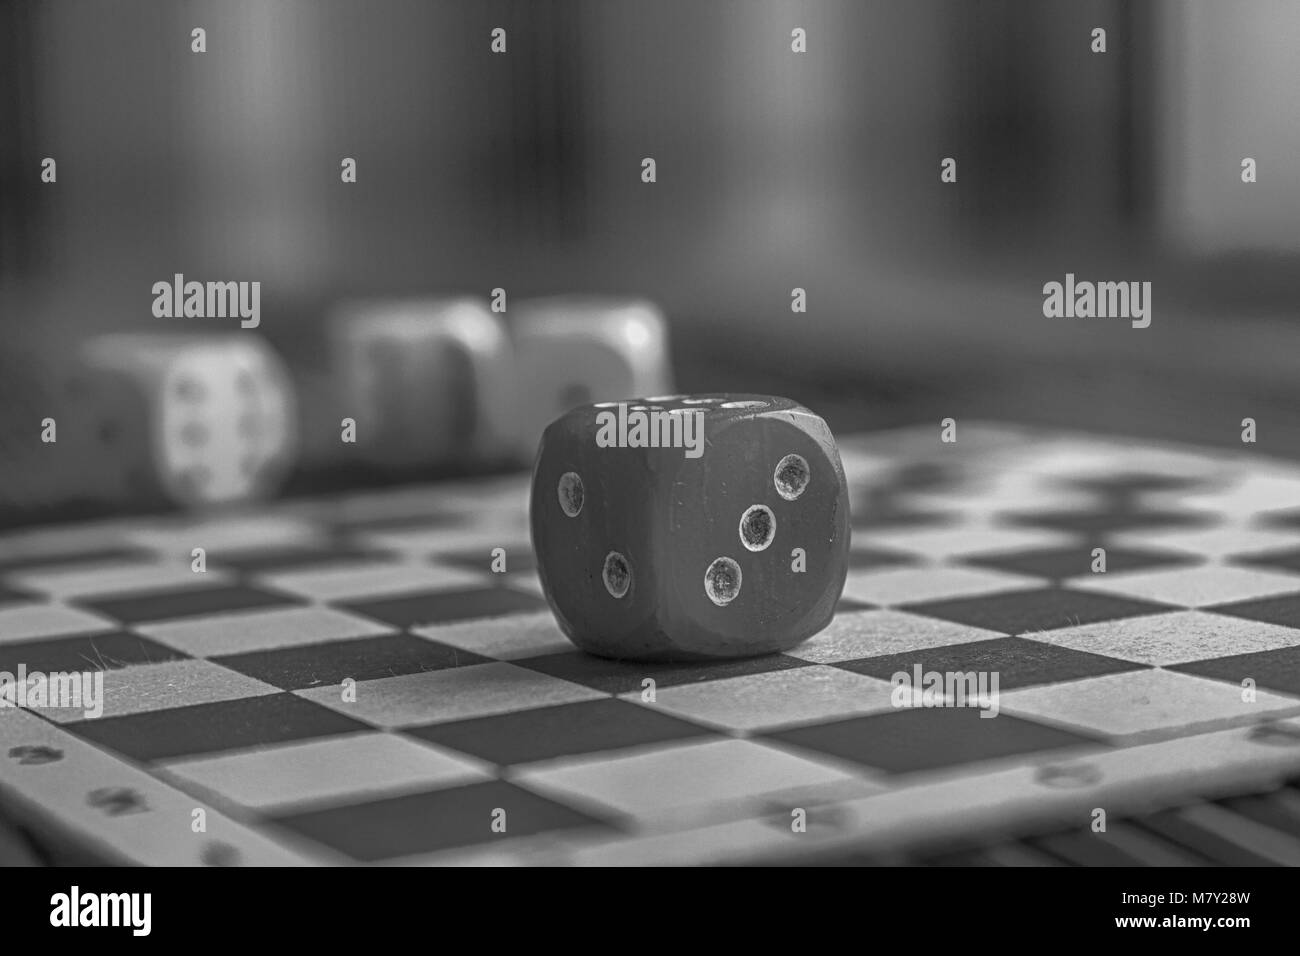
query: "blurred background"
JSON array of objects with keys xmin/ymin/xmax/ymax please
[{"xmin": 3, "ymin": 0, "xmax": 1300, "ymax": 523}]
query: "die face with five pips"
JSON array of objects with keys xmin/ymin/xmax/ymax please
[{"xmin": 530, "ymin": 394, "xmax": 851, "ymax": 661}]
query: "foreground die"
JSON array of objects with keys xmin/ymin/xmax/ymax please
[
  {"xmin": 511, "ymin": 297, "xmax": 673, "ymax": 463},
  {"xmin": 329, "ymin": 297, "xmax": 516, "ymax": 469},
  {"xmin": 67, "ymin": 334, "xmax": 297, "ymax": 508},
  {"xmin": 530, "ymin": 394, "xmax": 850, "ymax": 660}
]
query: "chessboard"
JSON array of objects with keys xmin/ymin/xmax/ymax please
[{"xmin": 3, "ymin": 423, "xmax": 1300, "ymax": 866}]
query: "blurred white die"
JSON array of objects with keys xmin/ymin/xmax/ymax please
[
  {"xmin": 510, "ymin": 297, "xmax": 673, "ymax": 461},
  {"xmin": 329, "ymin": 297, "xmax": 515, "ymax": 468},
  {"xmin": 71, "ymin": 334, "xmax": 298, "ymax": 507}
]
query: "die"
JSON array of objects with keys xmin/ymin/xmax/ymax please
[
  {"xmin": 529, "ymin": 394, "xmax": 851, "ymax": 660},
  {"xmin": 329, "ymin": 297, "xmax": 516, "ymax": 470},
  {"xmin": 511, "ymin": 297, "xmax": 673, "ymax": 464},
  {"xmin": 66, "ymin": 334, "xmax": 297, "ymax": 508}
]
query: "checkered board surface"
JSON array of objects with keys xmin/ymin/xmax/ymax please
[{"xmin": 4, "ymin": 423, "xmax": 1300, "ymax": 866}]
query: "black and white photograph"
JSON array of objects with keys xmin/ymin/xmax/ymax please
[{"xmin": 0, "ymin": 0, "xmax": 1295, "ymax": 920}]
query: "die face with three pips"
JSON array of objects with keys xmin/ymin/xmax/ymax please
[{"xmin": 530, "ymin": 394, "xmax": 851, "ymax": 661}]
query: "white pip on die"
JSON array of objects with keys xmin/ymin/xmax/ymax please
[
  {"xmin": 68, "ymin": 334, "xmax": 298, "ymax": 508},
  {"xmin": 510, "ymin": 297, "xmax": 673, "ymax": 462},
  {"xmin": 329, "ymin": 297, "xmax": 516, "ymax": 469}
]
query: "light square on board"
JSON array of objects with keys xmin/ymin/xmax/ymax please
[
  {"xmin": 865, "ymin": 522, "xmax": 1076, "ymax": 561},
  {"xmin": 135, "ymin": 605, "xmax": 395, "ymax": 657},
  {"xmin": 1151, "ymin": 472, "xmax": 1300, "ymax": 520},
  {"xmin": 7, "ymin": 561, "xmax": 233, "ymax": 600},
  {"xmin": 161, "ymin": 732, "xmax": 492, "ymax": 813},
  {"xmin": 1025, "ymin": 444, "xmax": 1225, "ymax": 485},
  {"xmin": 834, "ymin": 446, "xmax": 898, "ymax": 483},
  {"xmin": 0, "ymin": 603, "xmax": 115, "ymax": 644},
  {"xmin": 1023, "ymin": 609, "xmax": 1300, "ymax": 666},
  {"xmin": 294, "ymin": 661, "xmax": 605, "ymax": 728},
  {"xmin": 1107, "ymin": 524, "xmax": 1300, "ymax": 560},
  {"xmin": 998, "ymin": 669, "xmax": 1300, "ymax": 741},
  {"xmin": 618, "ymin": 665, "xmax": 897, "ymax": 732},
  {"xmin": 29, "ymin": 658, "xmax": 280, "ymax": 724},
  {"xmin": 1068, "ymin": 564, "xmax": 1300, "ymax": 608},
  {"xmin": 122, "ymin": 514, "xmax": 326, "ymax": 557},
  {"xmin": 786, "ymin": 608, "xmax": 1005, "ymax": 663},
  {"xmin": 902, "ymin": 475, "xmax": 1100, "ymax": 517},
  {"xmin": 411, "ymin": 610, "xmax": 574, "ymax": 661},
  {"xmin": 841, "ymin": 566, "xmax": 1040, "ymax": 607},
  {"xmin": 515, "ymin": 737, "xmax": 871, "ymax": 820},
  {"xmin": 252, "ymin": 560, "xmax": 486, "ymax": 602}
]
